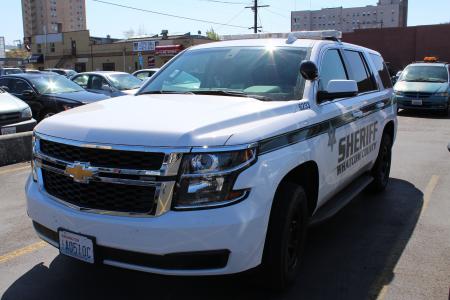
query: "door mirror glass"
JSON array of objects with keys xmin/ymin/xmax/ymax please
[
  {"xmin": 22, "ymin": 89, "xmax": 36, "ymax": 99},
  {"xmin": 317, "ymin": 80, "xmax": 358, "ymax": 102},
  {"xmin": 299, "ymin": 60, "xmax": 319, "ymax": 81},
  {"xmin": 101, "ymin": 84, "xmax": 112, "ymax": 92}
]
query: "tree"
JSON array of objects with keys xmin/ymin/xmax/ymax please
[{"xmin": 206, "ymin": 28, "xmax": 220, "ymax": 41}]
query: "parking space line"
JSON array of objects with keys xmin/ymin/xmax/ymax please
[
  {"xmin": 0, "ymin": 241, "xmax": 47, "ymax": 264},
  {"xmin": 0, "ymin": 165, "xmax": 30, "ymax": 176},
  {"xmin": 372, "ymin": 175, "xmax": 440, "ymax": 300}
]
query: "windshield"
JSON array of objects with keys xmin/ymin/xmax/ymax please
[
  {"xmin": 108, "ymin": 73, "xmax": 142, "ymax": 90},
  {"xmin": 139, "ymin": 46, "xmax": 310, "ymax": 101},
  {"xmin": 399, "ymin": 65, "xmax": 449, "ymax": 83},
  {"xmin": 30, "ymin": 75, "xmax": 84, "ymax": 94}
]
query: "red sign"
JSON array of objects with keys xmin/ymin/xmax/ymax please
[{"xmin": 155, "ymin": 45, "xmax": 183, "ymax": 56}]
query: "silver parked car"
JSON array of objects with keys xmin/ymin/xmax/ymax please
[
  {"xmin": 71, "ymin": 71, "xmax": 143, "ymax": 97},
  {"xmin": 0, "ymin": 86, "xmax": 36, "ymax": 135},
  {"xmin": 132, "ymin": 68, "xmax": 160, "ymax": 81}
]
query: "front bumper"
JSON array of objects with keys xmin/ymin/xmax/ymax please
[
  {"xmin": 25, "ymin": 174, "xmax": 270, "ymax": 275},
  {"xmin": 395, "ymin": 95, "xmax": 449, "ymax": 110},
  {"xmin": 0, "ymin": 118, "xmax": 37, "ymax": 134}
]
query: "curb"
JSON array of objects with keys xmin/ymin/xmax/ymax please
[{"xmin": 0, "ymin": 132, "xmax": 33, "ymax": 167}]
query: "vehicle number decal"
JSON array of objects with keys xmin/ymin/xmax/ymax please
[{"xmin": 298, "ymin": 102, "xmax": 311, "ymax": 111}]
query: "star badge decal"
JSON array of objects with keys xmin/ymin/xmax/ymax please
[{"xmin": 327, "ymin": 121, "xmax": 337, "ymax": 151}]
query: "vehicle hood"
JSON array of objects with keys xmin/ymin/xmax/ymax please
[
  {"xmin": 44, "ymin": 91, "xmax": 110, "ymax": 104},
  {"xmin": 0, "ymin": 92, "xmax": 29, "ymax": 113},
  {"xmin": 35, "ymin": 94, "xmax": 301, "ymax": 147},
  {"xmin": 394, "ymin": 81, "xmax": 449, "ymax": 94}
]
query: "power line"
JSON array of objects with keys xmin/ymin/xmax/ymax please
[
  {"xmin": 216, "ymin": 7, "xmax": 248, "ymax": 31},
  {"xmin": 198, "ymin": 0, "xmax": 249, "ymax": 5},
  {"xmin": 91, "ymin": 0, "xmax": 248, "ymax": 29},
  {"xmin": 265, "ymin": 8, "xmax": 289, "ymax": 19}
]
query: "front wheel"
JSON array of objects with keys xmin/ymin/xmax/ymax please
[
  {"xmin": 259, "ymin": 182, "xmax": 309, "ymax": 290},
  {"xmin": 368, "ymin": 133, "xmax": 392, "ymax": 192}
]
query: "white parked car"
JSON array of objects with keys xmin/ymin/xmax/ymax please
[
  {"xmin": 0, "ymin": 87, "xmax": 36, "ymax": 135},
  {"xmin": 26, "ymin": 31, "xmax": 396, "ymax": 289}
]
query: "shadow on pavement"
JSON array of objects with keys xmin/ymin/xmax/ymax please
[
  {"xmin": 2, "ymin": 178, "xmax": 423, "ymax": 300},
  {"xmin": 398, "ymin": 109, "xmax": 450, "ymax": 120}
]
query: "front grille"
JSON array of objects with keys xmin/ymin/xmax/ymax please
[
  {"xmin": 42, "ymin": 170, "xmax": 156, "ymax": 214},
  {"xmin": 40, "ymin": 139, "xmax": 165, "ymax": 170},
  {"xmin": 403, "ymin": 92, "xmax": 432, "ymax": 98},
  {"xmin": 0, "ymin": 112, "xmax": 21, "ymax": 126}
]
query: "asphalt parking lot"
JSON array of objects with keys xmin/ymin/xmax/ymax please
[{"xmin": 0, "ymin": 111, "xmax": 449, "ymax": 300}]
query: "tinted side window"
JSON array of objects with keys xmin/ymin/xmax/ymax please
[
  {"xmin": 319, "ymin": 49, "xmax": 348, "ymax": 91},
  {"xmin": 136, "ymin": 72, "xmax": 149, "ymax": 80},
  {"xmin": 90, "ymin": 75, "xmax": 109, "ymax": 90},
  {"xmin": 10, "ymin": 79, "xmax": 32, "ymax": 94},
  {"xmin": 370, "ymin": 53, "xmax": 393, "ymax": 89},
  {"xmin": 73, "ymin": 75, "xmax": 89, "ymax": 88},
  {"xmin": 0, "ymin": 78, "xmax": 10, "ymax": 88},
  {"xmin": 343, "ymin": 50, "xmax": 377, "ymax": 93}
]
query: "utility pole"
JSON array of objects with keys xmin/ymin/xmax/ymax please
[{"xmin": 246, "ymin": 0, "xmax": 269, "ymax": 33}]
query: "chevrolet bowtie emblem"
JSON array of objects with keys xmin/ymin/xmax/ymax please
[{"xmin": 65, "ymin": 162, "xmax": 95, "ymax": 184}]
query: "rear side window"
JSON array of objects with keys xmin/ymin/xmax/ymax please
[
  {"xmin": 343, "ymin": 50, "xmax": 377, "ymax": 93},
  {"xmin": 319, "ymin": 49, "xmax": 348, "ymax": 91},
  {"xmin": 73, "ymin": 75, "xmax": 89, "ymax": 88},
  {"xmin": 370, "ymin": 54, "xmax": 393, "ymax": 89}
]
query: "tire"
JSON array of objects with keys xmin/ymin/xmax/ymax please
[
  {"xmin": 259, "ymin": 182, "xmax": 309, "ymax": 290},
  {"xmin": 368, "ymin": 133, "xmax": 392, "ymax": 192}
]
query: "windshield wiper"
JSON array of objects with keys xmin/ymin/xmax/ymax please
[
  {"xmin": 190, "ymin": 90, "xmax": 273, "ymax": 101},
  {"xmin": 138, "ymin": 90, "xmax": 193, "ymax": 95}
]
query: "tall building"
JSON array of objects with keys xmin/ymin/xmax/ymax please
[
  {"xmin": 291, "ymin": 0, "xmax": 408, "ymax": 33},
  {"xmin": 22, "ymin": 0, "xmax": 87, "ymax": 38}
]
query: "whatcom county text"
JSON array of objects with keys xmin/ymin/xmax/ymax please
[{"xmin": 337, "ymin": 121, "xmax": 378, "ymax": 176}]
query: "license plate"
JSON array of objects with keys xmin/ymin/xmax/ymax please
[
  {"xmin": 411, "ymin": 99, "xmax": 423, "ymax": 106},
  {"xmin": 1, "ymin": 127, "xmax": 16, "ymax": 135},
  {"xmin": 59, "ymin": 230, "xmax": 94, "ymax": 264}
]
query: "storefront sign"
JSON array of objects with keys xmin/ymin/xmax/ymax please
[
  {"xmin": 133, "ymin": 40, "xmax": 156, "ymax": 52},
  {"xmin": 155, "ymin": 45, "xmax": 183, "ymax": 56}
]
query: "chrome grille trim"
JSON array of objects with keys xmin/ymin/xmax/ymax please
[{"xmin": 33, "ymin": 132, "xmax": 189, "ymax": 217}]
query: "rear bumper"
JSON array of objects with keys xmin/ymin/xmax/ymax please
[{"xmin": 0, "ymin": 118, "xmax": 37, "ymax": 134}]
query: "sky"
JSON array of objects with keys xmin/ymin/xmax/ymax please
[{"xmin": 1, "ymin": 0, "xmax": 450, "ymax": 45}]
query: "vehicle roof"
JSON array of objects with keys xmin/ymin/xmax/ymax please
[
  {"xmin": 1, "ymin": 67, "xmax": 22, "ymax": 70},
  {"xmin": 188, "ymin": 38, "xmax": 381, "ymax": 56},
  {"xmin": 76, "ymin": 71, "xmax": 129, "ymax": 76},
  {"xmin": 406, "ymin": 62, "xmax": 448, "ymax": 67},
  {"xmin": 1, "ymin": 73, "xmax": 58, "ymax": 79},
  {"xmin": 134, "ymin": 68, "xmax": 160, "ymax": 72}
]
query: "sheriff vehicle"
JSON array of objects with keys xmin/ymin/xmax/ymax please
[{"xmin": 26, "ymin": 31, "xmax": 396, "ymax": 289}]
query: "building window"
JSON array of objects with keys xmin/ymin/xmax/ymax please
[
  {"xmin": 37, "ymin": 44, "xmax": 42, "ymax": 53},
  {"xmin": 50, "ymin": 43, "xmax": 55, "ymax": 52}
]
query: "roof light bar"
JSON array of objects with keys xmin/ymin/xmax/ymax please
[
  {"xmin": 220, "ymin": 33, "xmax": 289, "ymax": 41},
  {"xmin": 286, "ymin": 30, "xmax": 342, "ymax": 44}
]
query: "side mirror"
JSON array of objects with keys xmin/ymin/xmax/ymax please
[
  {"xmin": 0, "ymin": 86, "xmax": 10, "ymax": 93},
  {"xmin": 299, "ymin": 60, "xmax": 319, "ymax": 81},
  {"xmin": 317, "ymin": 80, "xmax": 358, "ymax": 102},
  {"xmin": 22, "ymin": 90, "xmax": 36, "ymax": 99},
  {"xmin": 101, "ymin": 84, "xmax": 112, "ymax": 92}
]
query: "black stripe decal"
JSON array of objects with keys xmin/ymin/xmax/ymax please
[{"xmin": 258, "ymin": 98, "xmax": 393, "ymax": 155}]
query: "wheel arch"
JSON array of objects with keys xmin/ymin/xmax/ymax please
[
  {"xmin": 383, "ymin": 120, "xmax": 395, "ymax": 144},
  {"xmin": 275, "ymin": 160, "xmax": 319, "ymax": 217}
]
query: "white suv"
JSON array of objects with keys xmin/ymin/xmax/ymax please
[{"xmin": 26, "ymin": 31, "xmax": 396, "ymax": 289}]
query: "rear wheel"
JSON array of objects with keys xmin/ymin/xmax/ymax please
[
  {"xmin": 259, "ymin": 182, "xmax": 308, "ymax": 290},
  {"xmin": 368, "ymin": 133, "xmax": 392, "ymax": 192}
]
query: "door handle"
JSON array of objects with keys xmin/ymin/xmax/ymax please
[
  {"xmin": 376, "ymin": 102, "xmax": 385, "ymax": 109},
  {"xmin": 352, "ymin": 110, "xmax": 363, "ymax": 118}
]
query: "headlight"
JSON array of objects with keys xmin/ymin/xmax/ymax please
[
  {"xmin": 21, "ymin": 107, "xmax": 32, "ymax": 119},
  {"xmin": 62, "ymin": 103, "xmax": 79, "ymax": 110},
  {"xmin": 31, "ymin": 133, "xmax": 38, "ymax": 182},
  {"xmin": 394, "ymin": 91, "xmax": 404, "ymax": 96},
  {"xmin": 173, "ymin": 147, "xmax": 257, "ymax": 210},
  {"xmin": 435, "ymin": 92, "xmax": 449, "ymax": 97}
]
